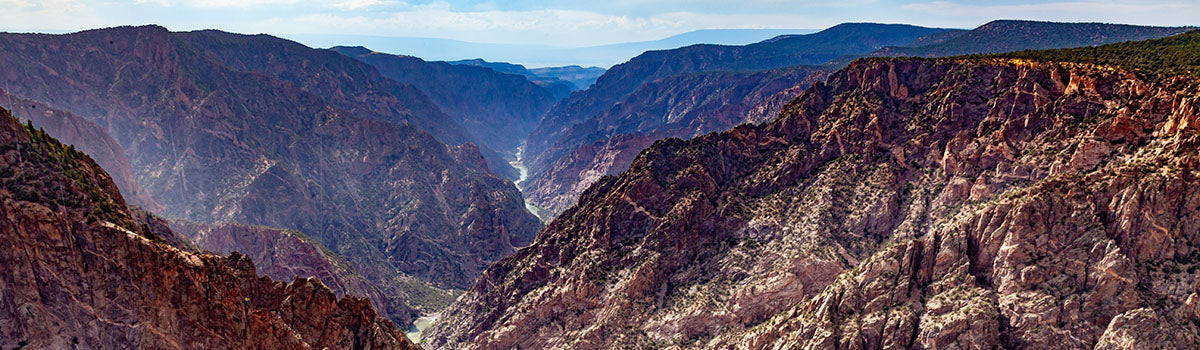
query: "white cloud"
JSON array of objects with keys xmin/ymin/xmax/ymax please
[
  {"xmin": 2, "ymin": 0, "xmax": 1194, "ymax": 48},
  {"xmin": 0, "ymin": 0, "xmax": 111, "ymax": 32},
  {"xmin": 328, "ymin": 0, "xmax": 405, "ymax": 10},
  {"xmin": 257, "ymin": 7, "xmax": 830, "ymax": 46},
  {"xmin": 187, "ymin": 0, "xmax": 298, "ymax": 8},
  {"xmin": 0, "ymin": 0, "xmax": 38, "ymax": 8}
]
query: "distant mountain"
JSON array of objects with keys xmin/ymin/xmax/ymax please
[
  {"xmin": 428, "ymin": 33, "xmax": 1200, "ymax": 350},
  {"xmin": 333, "ymin": 46, "xmax": 564, "ymax": 153},
  {"xmin": 286, "ymin": 28, "xmax": 816, "ymax": 68},
  {"xmin": 522, "ymin": 23, "xmax": 952, "ymax": 217},
  {"xmin": 529, "ymin": 65, "xmax": 608, "ymax": 90},
  {"xmin": 522, "ymin": 20, "xmax": 1200, "ymax": 220},
  {"xmin": 524, "ymin": 67, "xmax": 829, "ymax": 216},
  {"xmin": 874, "ymin": 20, "xmax": 1198, "ymax": 57},
  {"xmin": 446, "ymin": 58, "xmax": 572, "ymax": 95},
  {"xmin": 0, "ymin": 109, "xmax": 416, "ymax": 349},
  {"xmin": 448, "ymin": 58, "xmax": 603, "ymax": 92},
  {"xmin": 167, "ymin": 30, "xmax": 519, "ymax": 179},
  {"xmin": 0, "ymin": 25, "xmax": 540, "ymax": 320}
]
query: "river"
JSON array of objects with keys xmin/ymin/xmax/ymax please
[
  {"xmin": 404, "ymin": 313, "xmax": 439, "ymax": 343},
  {"xmin": 508, "ymin": 144, "xmax": 545, "ymax": 219}
]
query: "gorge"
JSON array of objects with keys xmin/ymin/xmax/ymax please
[{"xmin": 1, "ymin": 11, "xmax": 1198, "ymax": 350}]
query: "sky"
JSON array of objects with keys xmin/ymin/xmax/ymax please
[{"xmin": 1, "ymin": 0, "xmax": 1198, "ymax": 47}]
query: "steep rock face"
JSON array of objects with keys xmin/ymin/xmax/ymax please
[
  {"xmin": 0, "ymin": 88, "xmax": 160, "ymax": 212},
  {"xmin": 526, "ymin": 21, "xmax": 1198, "ymax": 222},
  {"xmin": 525, "ymin": 67, "xmax": 829, "ymax": 216},
  {"xmin": 168, "ymin": 222, "xmax": 464, "ymax": 327},
  {"xmin": 171, "ymin": 30, "xmax": 518, "ymax": 178},
  {"xmin": 0, "ymin": 26, "xmax": 539, "ymax": 301},
  {"xmin": 333, "ymin": 46, "xmax": 563, "ymax": 153},
  {"xmin": 0, "ymin": 109, "xmax": 416, "ymax": 349},
  {"xmin": 426, "ymin": 49, "xmax": 1200, "ymax": 348},
  {"xmin": 173, "ymin": 31, "xmax": 464, "ymax": 145},
  {"xmin": 524, "ymin": 23, "xmax": 949, "ymax": 177}
]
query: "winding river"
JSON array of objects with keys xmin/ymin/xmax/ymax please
[{"xmin": 508, "ymin": 144, "xmax": 543, "ymax": 218}]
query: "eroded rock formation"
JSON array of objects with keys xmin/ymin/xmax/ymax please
[
  {"xmin": 0, "ymin": 108, "xmax": 416, "ymax": 349},
  {"xmin": 428, "ymin": 49, "xmax": 1200, "ymax": 349}
]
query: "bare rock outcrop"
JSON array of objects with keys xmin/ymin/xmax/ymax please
[
  {"xmin": 0, "ymin": 108, "xmax": 417, "ymax": 349},
  {"xmin": 427, "ymin": 50, "xmax": 1200, "ymax": 349}
]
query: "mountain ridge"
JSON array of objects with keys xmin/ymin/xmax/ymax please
[
  {"xmin": 521, "ymin": 23, "xmax": 953, "ymax": 218},
  {"xmin": 0, "ymin": 108, "xmax": 418, "ymax": 349},
  {"xmin": 332, "ymin": 46, "xmax": 564, "ymax": 153},
  {"xmin": 426, "ymin": 32, "xmax": 1200, "ymax": 349},
  {"xmin": 0, "ymin": 25, "xmax": 540, "ymax": 320},
  {"xmin": 288, "ymin": 28, "xmax": 818, "ymax": 68},
  {"xmin": 522, "ymin": 20, "xmax": 1200, "ymax": 220}
]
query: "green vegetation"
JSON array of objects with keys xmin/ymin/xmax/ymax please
[
  {"xmin": 396, "ymin": 275, "xmax": 461, "ymax": 312},
  {"xmin": 1, "ymin": 111, "xmax": 141, "ymax": 235},
  {"xmin": 982, "ymin": 30, "xmax": 1200, "ymax": 78}
]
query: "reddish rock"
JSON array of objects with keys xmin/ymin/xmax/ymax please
[
  {"xmin": 427, "ymin": 55, "xmax": 1200, "ymax": 349},
  {"xmin": 0, "ymin": 109, "xmax": 416, "ymax": 349},
  {"xmin": 0, "ymin": 26, "xmax": 540, "ymax": 297},
  {"xmin": 169, "ymin": 222, "xmax": 435, "ymax": 327}
]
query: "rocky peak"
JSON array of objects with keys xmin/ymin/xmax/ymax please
[
  {"xmin": 0, "ymin": 108, "xmax": 417, "ymax": 349},
  {"xmin": 0, "ymin": 26, "xmax": 540, "ymax": 303},
  {"xmin": 522, "ymin": 23, "xmax": 953, "ymax": 220},
  {"xmin": 426, "ymin": 37, "xmax": 1200, "ymax": 349}
]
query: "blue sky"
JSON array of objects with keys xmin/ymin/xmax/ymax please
[{"xmin": 2, "ymin": 0, "xmax": 1198, "ymax": 47}]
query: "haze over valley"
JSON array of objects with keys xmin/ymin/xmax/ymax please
[{"xmin": 1, "ymin": 1, "xmax": 1199, "ymax": 349}]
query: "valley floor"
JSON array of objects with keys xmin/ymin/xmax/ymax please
[{"xmin": 509, "ymin": 144, "xmax": 553, "ymax": 222}]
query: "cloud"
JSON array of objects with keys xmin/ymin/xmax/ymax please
[
  {"xmin": 328, "ymin": 0, "xmax": 406, "ymax": 10},
  {"xmin": 259, "ymin": 6, "xmax": 833, "ymax": 46},
  {"xmin": 273, "ymin": 8, "xmax": 680, "ymax": 45},
  {"xmin": 0, "ymin": 0, "xmax": 111, "ymax": 32},
  {"xmin": 125, "ymin": 0, "xmax": 302, "ymax": 8},
  {"xmin": 2, "ymin": 0, "xmax": 1195, "ymax": 47},
  {"xmin": 187, "ymin": 0, "xmax": 299, "ymax": 8}
]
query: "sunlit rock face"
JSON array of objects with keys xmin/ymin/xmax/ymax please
[
  {"xmin": 428, "ymin": 53, "xmax": 1200, "ymax": 349},
  {"xmin": 0, "ymin": 108, "xmax": 417, "ymax": 349},
  {"xmin": 0, "ymin": 26, "xmax": 541, "ymax": 305}
]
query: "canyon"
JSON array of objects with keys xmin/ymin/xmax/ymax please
[
  {"xmin": 427, "ymin": 32, "xmax": 1200, "ymax": 349},
  {"xmin": 0, "ymin": 26, "xmax": 540, "ymax": 323},
  {"xmin": 2, "ymin": 17, "xmax": 1198, "ymax": 350},
  {"xmin": 521, "ymin": 20, "xmax": 1198, "ymax": 219},
  {"xmin": 0, "ymin": 108, "xmax": 418, "ymax": 349}
]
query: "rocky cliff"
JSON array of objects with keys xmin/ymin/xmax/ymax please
[
  {"xmin": 0, "ymin": 108, "xmax": 416, "ymax": 349},
  {"xmin": 524, "ymin": 66, "xmax": 829, "ymax": 216},
  {"xmin": 0, "ymin": 26, "xmax": 540, "ymax": 309},
  {"xmin": 170, "ymin": 222, "xmax": 464, "ymax": 327},
  {"xmin": 524, "ymin": 21, "xmax": 1198, "ymax": 221},
  {"xmin": 426, "ymin": 34, "xmax": 1200, "ymax": 349},
  {"xmin": 171, "ymin": 30, "xmax": 518, "ymax": 178},
  {"xmin": 521, "ymin": 23, "xmax": 950, "ymax": 219},
  {"xmin": 334, "ymin": 46, "xmax": 563, "ymax": 153},
  {"xmin": 524, "ymin": 23, "xmax": 950, "ymax": 176}
]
